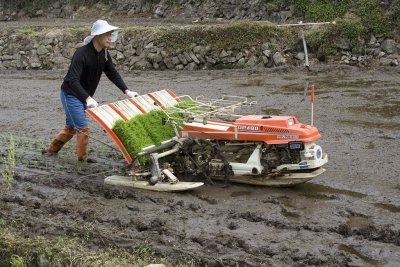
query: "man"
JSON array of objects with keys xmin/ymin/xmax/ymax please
[{"xmin": 43, "ymin": 19, "xmax": 138, "ymax": 162}]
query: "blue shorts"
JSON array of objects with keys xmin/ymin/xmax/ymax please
[{"xmin": 60, "ymin": 90, "xmax": 88, "ymax": 129}]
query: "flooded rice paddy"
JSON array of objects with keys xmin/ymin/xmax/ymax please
[{"xmin": 0, "ymin": 65, "xmax": 399, "ymax": 266}]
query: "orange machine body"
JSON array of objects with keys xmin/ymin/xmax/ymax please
[{"xmin": 180, "ymin": 115, "xmax": 321, "ymax": 144}]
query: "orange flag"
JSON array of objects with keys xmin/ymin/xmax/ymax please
[{"xmin": 310, "ymin": 83, "xmax": 315, "ymax": 103}]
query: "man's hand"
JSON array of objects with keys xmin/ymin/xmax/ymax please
[
  {"xmin": 86, "ymin": 97, "xmax": 98, "ymax": 108},
  {"xmin": 125, "ymin": 90, "xmax": 139, "ymax": 98}
]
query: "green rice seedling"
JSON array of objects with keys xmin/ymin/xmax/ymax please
[
  {"xmin": 24, "ymin": 137, "xmax": 34, "ymax": 150},
  {"xmin": 166, "ymin": 100, "xmax": 200, "ymax": 127},
  {"xmin": 62, "ymin": 143, "xmax": 75, "ymax": 159},
  {"xmin": 75, "ymin": 161, "xmax": 83, "ymax": 174},
  {"xmin": 1, "ymin": 135, "xmax": 16, "ymax": 190},
  {"xmin": 174, "ymin": 100, "xmax": 198, "ymax": 110},
  {"xmin": 112, "ymin": 118, "xmax": 154, "ymax": 157},
  {"xmin": 22, "ymin": 137, "xmax": 29, "ymax": 148},
  {"xmin": 23, "ymin": 158, "xmax": 30, "ymax": 166},
  {"xmin": 136, "ymin": 109, "xmax": 178, "ymax": 146},
  {"xmin": 112, "ymin": 101, "xmax": 198, "ymax": 160},
  {"xmin": 111, "ymin": 150, "xmax": 119, "ymax": 160},
  {"xmin": 97, "ymin": 144, "xmax": 107, "ymax": 158},
  {"xmin": 54, "ymin": 164, "xmax": 61, "ymax": 172},
  {"xmin": 13, "ymin": 136, "xmax": 21, "ymax": 147},
  {"xmin": 37, "ymin": 139, "xmax": 46, "ymax": 150},
  {"xmin": 133, "ymin": 242, "xmax": 153, "ymax": 255},
  {"xmin": 14, "ymin": 151, "xmax": 23, "ymax": 165},
  {"xmin": 33, "ymin": 160, "xmax": 40, "ymax": 169}
]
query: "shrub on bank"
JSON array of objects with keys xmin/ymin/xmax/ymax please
[
  {"xmin": 306, "ymin": 17, "xmax": 366, "ymax": 61},
  {"xmin": 290, "ymin": 0, "xmax": 394, "ymax": 37},
  {"xmin": 290, "ymin": 0, "xmax": 352, "ymax": 21}
]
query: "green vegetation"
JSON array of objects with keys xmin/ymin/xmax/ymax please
[
  {"xmin": 1, "ymin": 135, "xmax": 15, "ymax": 191},
  {"xmin": 122, "ymin": 21, "xmax": 291, "ymax": 53},
  {"xmin": 112, "ymin": 118, "xmax": 153, "ymax": 158},
  {"xmin": 0, "ymin": 133, "xmax": 124, "ymax": 179},
  {"xmin": 9, "ymin": 255, "xmax": 24, "ymax": 267},
  {"xmin": 14, "ymin": 27, "xmax": 88, "ymax": 39},
  {"xmin": 306, "ymin": 18, "xmax": 365, "ymax": 60},
  {"xmin": 388, "ymin": 0, "xmax": 400, "ymax": 35},
  {"xmin": 155, "ymin": 21, "xmax": 292, "ymax": 51},
  {"xmin": 174, "ymin": 100, "xmax": 199, "ymax": 110},
  {"xmin": 112, "ymin": 110, "xmax": 180, "ymax": 158},
  {"xmin": 112, "ymin": 101, "xmax": 198, "ymax": 159},
  {"xmin": 290, "ymin": 0, "xmax": 351, "ymax": 21},
  {"xmin": 136, "ymin": 110, "xmax": 179, "ymax": 145},
  {"xmin": 354, "ymin": 0, "xmax": 389, "ymax": 35},
  {"xmin": 290, "ymin": 0, "xmax": 393, "ymax": 36},
  {"xmin": 16, "ymin": 28, "xmax": 38, "ymax": 36},
  {"xmin": 67, "ymin": 27, "xmax": 91, "ymax": 36},
  {"xmin": 0, "ymin": 221, "xmax": 175, "ymax": 267}
]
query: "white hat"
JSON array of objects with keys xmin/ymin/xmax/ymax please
[{"xmin": 83, "ymin": 20, "xmax": 119, "ymax": 45}]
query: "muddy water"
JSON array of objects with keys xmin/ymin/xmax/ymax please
[{"xmin": 0, "ymin": 65, "xmax": 399, "ymax": 266}]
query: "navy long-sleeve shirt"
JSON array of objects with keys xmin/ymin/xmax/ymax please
[{"xmin": 61, "ymin": 41, "xmax": 127, "ymax": 102}]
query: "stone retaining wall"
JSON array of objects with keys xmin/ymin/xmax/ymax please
[
  {"xmin": 0, "ymin": 26, "xmax": 399, "ymax": 71},
  {"xmin": 0, "ymin": 25, "xmax": 291, "ymax": 71}
]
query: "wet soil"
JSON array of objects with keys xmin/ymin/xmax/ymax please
[{"xmin": 1, "ymin": 65, "xmax": 400, "ymax": 266}]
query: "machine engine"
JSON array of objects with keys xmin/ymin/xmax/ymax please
[{"xmin": 174, "ymin": 139, "xmax": 327, "ymax": 181}]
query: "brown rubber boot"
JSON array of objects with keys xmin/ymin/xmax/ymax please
[
  {"xmin": 76, "ymin": 127, "xmax": 90, "ymax": 161},
  {"xmin": 46, "ymin": 125, "xmax": 76, "ymax": 154}
]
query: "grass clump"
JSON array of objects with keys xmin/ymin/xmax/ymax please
[
  {"xmin": 291, "ymin": 0, "xmax": 351, "ymax": 21},
  {"xmin": 290, "ymin": 0, "xmax": 391, "ymax": 36},
  {"xmin": 388, "ymin": 0, "xmax": 400, "ymax": 36},
  {"xmin": 16, "ymin": 28, "xmax": 38, "ymax": 36},
  {"xmin": 67, "ymin": 27, "xmax": 91, "ymax": 36},
  {"xmin": 306, "ymin": 17, "xmax": 365, "ymax": 60},
  {"xmin": 157, "ymin": 21, "xmax": 292, "ymax": 51},
  {"xmin": 354, "ymin": 0, "xmax": 389, "ymax": 36},
  {"xmin": 0, "ymin": 221, "xmax": 175, "ymax": 267}
]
